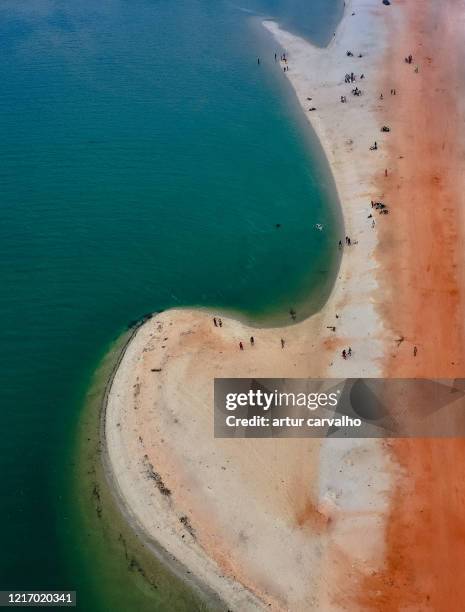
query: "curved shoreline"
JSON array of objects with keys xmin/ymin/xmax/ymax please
[
  {"xmin": 102, "ymin": 1, "xmax": 396, "ymax": 609},
  {"xmin": 97, "ymin": 320, "xmax": 227, "ymax": 610},
  {"xmin": 100, "ymin": 0, "xmax": 465, "ymax": 607}
]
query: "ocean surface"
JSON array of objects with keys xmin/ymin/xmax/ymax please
[{"xmin": 0, "ymin": 0, "xmax": 342, "ymax": 609}]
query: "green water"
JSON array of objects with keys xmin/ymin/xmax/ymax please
[{"xmin": 0, "ymin": 0, "xmax": 342, "ymax": 609}]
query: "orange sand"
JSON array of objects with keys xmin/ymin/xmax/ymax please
[{"xmin": 360, "ymin": 1, "xmax": 465, "ymax": 608}]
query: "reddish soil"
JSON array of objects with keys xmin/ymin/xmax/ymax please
[{"xmin": 359, "ymin": 1, "xmax": 465, "ymax": 609}]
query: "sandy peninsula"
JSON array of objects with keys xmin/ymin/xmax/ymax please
[{"xmin": 104, "ymin": 0, "xmax": 465, "ymax": 609}]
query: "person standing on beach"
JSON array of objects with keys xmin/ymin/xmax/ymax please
[
  {"xmin": 250, "ymin": 336, "xmax": 254, "ymax": 346},
  {"xmin": 213, "ymin": 317, "xmax": 217, "ymax": 327},
  {"xmin": 281, "ymin": 338, "xmax": 285, "ymax": 349},
  {"xmin": 239, "ymin": 342, "xmax": 244, "ymax": 350}
]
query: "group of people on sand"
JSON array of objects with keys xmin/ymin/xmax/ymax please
[
  {"xmin": 213, "ymin": 317, "xmax": 287, "ymax": 351},
  {"xmin": 338, "ymin": 235, "xmax": 353, "ymax": 248},
  {"xmin": 344, "ymin": 71, "xmax": 364, "ymax": 84},
  {"xmin": 338, "ymin": 49, "xmax": 421, "ymax": 361},
  {"xmin": 238, "ymin": 337, "xmax": 286, "ymax": 350},
  {"xmin": 239, "ymin": 337, "xmax": 255, "ymax": 350},
  {"xmin": 252, "ymin": 47, "xmax": 421, "ymax": 363},
  {"xmin": 341, "ymin": 72, "xmax": 365, "ymax": 103},
  {"xmin": 371, "ymin": 200, "xmax": 389, "ymax": 214}
]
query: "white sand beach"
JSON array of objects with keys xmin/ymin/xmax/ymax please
[{"xmin": 104, "ymin": 1, "xmax": 405, "ymax": 609}]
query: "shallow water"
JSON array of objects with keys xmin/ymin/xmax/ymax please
[{"xmin": 0, "ymin": 0, "xmax": 341, "ymax": 609}]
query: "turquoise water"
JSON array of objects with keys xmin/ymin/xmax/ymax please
[{"xmin": 0, "ymin": 0, "xmax": 341, "ymax": 609}]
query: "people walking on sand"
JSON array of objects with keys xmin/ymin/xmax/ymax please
[
  {"xmin": 281, "ymin": 338, "xmax": 285, "ymax": 349},
  {"xmin": 239, "ymin": 342, "xmax": 244, "ymax": 350},
  {"xmin": 413, "ymin": 346, "xmax": 418, "ymax": 357},
  {"xmin": 219, "ymin": 318, "xmax": 223, "ymax": 327},
  {"xmin": 342, "ymin": 349, "xmax": 347, "ymax": 359},
  {"xmin": 250, "ymin": 336, "xmax": 254, "ymax": 345},
  {"xmin": 385, "ymin": 168, "xmax": 388, "ymax": 177},
  {"xmin": 348, "ymin": 347, "xmax": 352, "ymax": 356},
  {"xmin": 213, "ymin": 317, "xmax": 217, "ymax": 327}
]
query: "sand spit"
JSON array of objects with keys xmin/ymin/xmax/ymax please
[{"xmin": 104, "ymin": 1, "xmax": 403, "ymax": 610}]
